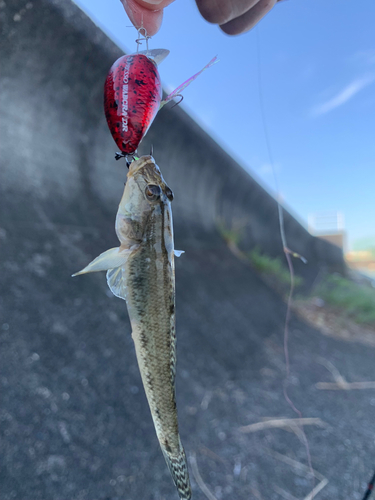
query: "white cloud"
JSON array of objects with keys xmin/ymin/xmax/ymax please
[
  {"xmin": 259, "ymin": 162, "xmax": 273, "ymax": 175},
  {"xmin": 301, "ymin": 63, "xmax": 315, "ymax": 81},
  {"xmin": 312, "ymin": 75, "xmax": 375, "ymax": 116},
  {"xmin": 258, "ymin": 162, "xmax": 281, "ymax": 176},
  {"xmin": 351, "ymin": 50, "xmax": 375, "ymax": 66}
]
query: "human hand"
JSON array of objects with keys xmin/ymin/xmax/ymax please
[
  {"xmin": 120, "ymin": 0, "xmax": 173, "ymax": 38},
  {"xmin": 121, "ymin": 0, "xmax": 279, "ymax": 37}
]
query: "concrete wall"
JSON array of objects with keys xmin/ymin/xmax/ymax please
[{"xmin": 1, "ymin": 0, "xmax": 345, "ymax": 288}]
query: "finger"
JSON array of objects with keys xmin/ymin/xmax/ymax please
[
  {"xmin": 135, "ymin": 0, "xmax": 175, "ymax": 9},
  {"xmin": 220, "ymin": 0, "xmax": 277, "ymax": 35},
  {"xmin": 120, "ymin": 0, "xmax": 167, "ymax": 37},
  {"xmin": 196, "ymin": 0, "xmax": 260, "ymax": 26}
]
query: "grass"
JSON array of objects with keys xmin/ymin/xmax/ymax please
[
  {"xmin": 249, "ymin": 247, "xmax": 303, "ymax": 289},
  {"xmin": 217, "ymin": 221, "xmax": 242, "ymax": 247},
  {"xmin": 218, "ymin": 220, "xmax": 375, "ymax": 327},
  {"xmin": 314, "ymin": 274, "xmax": 375, "ymax": 325},
  {"xmin": 217, "ymin": 222, "xmax": 303, "ymax": 292}
]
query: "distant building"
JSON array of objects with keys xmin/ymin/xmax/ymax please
[
  {"xmin": 345, "ymin": 250, "xmax": 375, "ymax": 279},
  {"xmin": 308, "ymin": 211, "xmax": 346, "ymax": 253}
]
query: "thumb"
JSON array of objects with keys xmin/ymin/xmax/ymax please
[{"xmin": 120, "ymin": 0, "xmax": 174, "ymax": 37}]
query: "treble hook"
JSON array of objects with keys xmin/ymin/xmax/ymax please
[
  {"xmin": 115, "ymin": 152, "xmax": 138, "ymax": 168},
  {"xmin": 170, "ymin": 94, "xmax": 184, "ymax": 109},
  {"xmin": 115, "ymin": 152, "xmax": 126, "ymax": 161}
]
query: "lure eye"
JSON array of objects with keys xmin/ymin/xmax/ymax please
[
  {"xmin": 145, "ymin": 184, "xmax": 161, "ymax": 201},
  {"xmin": 165, "ymin": 186, "xmax": 174, "ymax": 201}
]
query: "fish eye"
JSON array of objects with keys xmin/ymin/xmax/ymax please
[
  {"xmin": 145, "ymin": 184, "xmax": 161, "ymax": 201},
  {"xmin": 165, "ymin": 186, "xmax": 174, "ymax": 201}
]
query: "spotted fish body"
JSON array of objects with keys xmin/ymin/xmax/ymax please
[
  {"xmin": 104, "ymin": 55, "xmax": 163, "ymax": 155},
  {"xmin": 73, "ymin": 156, "xmax": 191, "ymax": 499}
]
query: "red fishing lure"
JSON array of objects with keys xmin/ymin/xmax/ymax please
[
  {"xmin": 104, "ymin": 44, "xmax": 218, "ymax": 158},
  {"xmin": 104, "ymin": 53, "xmax": 163, "ymax": 156}
]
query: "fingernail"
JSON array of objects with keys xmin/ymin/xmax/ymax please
[{"xmin": 142, "ymin": 0, "xmax": 164, "ymax": 4}]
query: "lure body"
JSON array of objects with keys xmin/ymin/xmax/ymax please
[
  {"xmin": 104, "ymin": 51, "xmax": 218, "ymax": 156},
  {"xmin": 104, "ymin": 54, "xmax": 163, "ymax": 154}
]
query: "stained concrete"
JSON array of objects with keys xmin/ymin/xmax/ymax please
[{"xmin": 1, "ymin": 1, "xmax": 374, "ymax": 499}]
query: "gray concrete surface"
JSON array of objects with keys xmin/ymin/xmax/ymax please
[{"xmin": 1, "ymin": 1, "xmax": 374, "ymax": 499}]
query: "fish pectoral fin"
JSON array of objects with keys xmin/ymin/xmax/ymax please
[
  {"xmin": 72, "ymin": 247, "xmax": 135, "ymax": 277},
  {"xmin": 106, "ymin": 244, "xmax": 141, "ymax": 299},
  {"xmin": 174, "ymin": 250, "xmax": 185, "ymax": 257},
  {"xmin": 106, "ymin": 266, "xmax": 128, "ymax": 300}
]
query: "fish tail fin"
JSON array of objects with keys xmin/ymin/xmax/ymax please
[{"xmin": 162, "ymin": 441, "xmax": 192, "ymax": 500}]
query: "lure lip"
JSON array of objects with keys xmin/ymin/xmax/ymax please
[{"xmin": 136, "ymin": 48, "xmax": 170, "ymax": 66}]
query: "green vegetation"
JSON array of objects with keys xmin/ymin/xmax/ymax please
[
  {"xmin": 217, "ymin": 221, "xmax": 242, "ymax": 247},
  {"xmin": 217, "ymin": 222, "xmax": 303, "ymax": 292},
  {"xmin": 315, "ymin": 274, "xmax": 375, "ymax": 325},
  {"xmin": 218, "ymin": 221, "xmax": 375, "ymax": 326},
  {"xmin": 249, "ymin": 247, "xmax": 303, "ymax": 289}
]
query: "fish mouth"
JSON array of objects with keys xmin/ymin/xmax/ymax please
[
  {"xmin": 128, "ymin": 155, "xmax": 164, "ymax": 190},
  {"xmin": 128, "ymin": 155, "xmax": 158, "ymax": 177}
]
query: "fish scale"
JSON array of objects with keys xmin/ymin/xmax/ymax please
[{"xmin": 128, "ymin": 239, "xmax": 177, "ymax": 435}]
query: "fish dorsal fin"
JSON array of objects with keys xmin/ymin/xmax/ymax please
[{"xmin": 106, "ymin": 266, "xmax": 128, "ymax": 300}]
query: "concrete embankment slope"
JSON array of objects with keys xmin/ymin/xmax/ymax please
[{"xmin": 1, "ymin": 2, "xmax": 373, "ymax": 499}]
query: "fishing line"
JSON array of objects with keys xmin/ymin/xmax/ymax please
[
  {"xmin": 362, "ymin": 470, "xmax": 375, "ymax": 500},
  {"xmin": 255, "ymin": 25, "xmax": 314, "ymax": 490}
]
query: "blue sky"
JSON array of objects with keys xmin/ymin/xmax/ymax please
[{"xmin": 74, "ymin": 0, "xmax": 375, "ymax": 250}]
